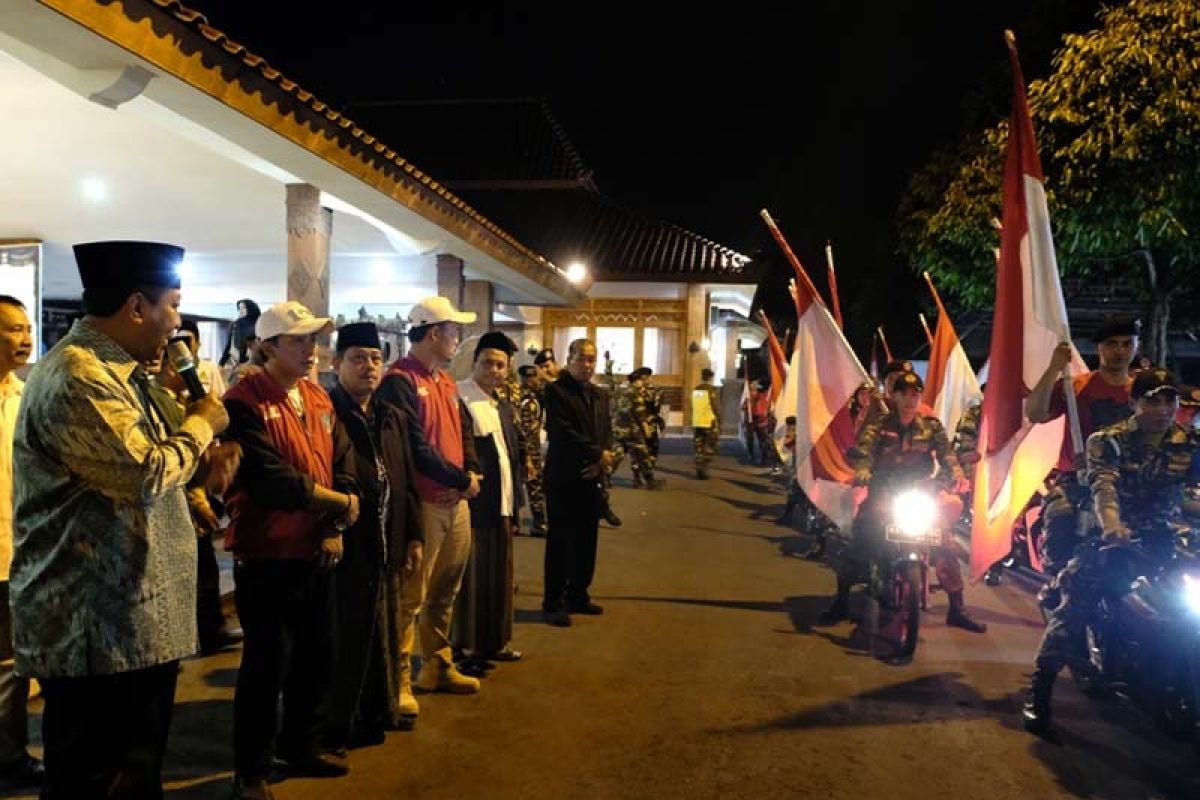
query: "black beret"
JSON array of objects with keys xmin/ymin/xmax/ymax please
[
  {"xmin": 1131, "ymin": 367, "xmax": 1178, "ymax": 400},
  {"xmin": 336, "ymin": 322, "xmax": 382, "ymax": 354},
  {"xmin": 883, "ymin": 360, "xmax": 914, "ymax": 378},
  {"xmin": 893, "ymin": 371, "xmax": 924, "ymax": 392},
  {"xmin": 1092, "ymin": 314, "xmax": 1141, "ymax": 343},
  {"xmin": 475, "ymin": 331, "xmax": 518, "ymax": 360},
  {"xmin": 73, "ymin": 240, "xmax": 184, "ymax": 290},
  {"xmin": 628, "ymin": 367, "xmax": 652, "ymax": 382},
  {"xmin": 533, "ymin": 348, "xmax": 556, "ymax": 365}
]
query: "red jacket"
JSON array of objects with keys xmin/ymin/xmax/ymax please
[{"xmin": 223, "ymin": 371, "xmax": 354, "ymax": 560}]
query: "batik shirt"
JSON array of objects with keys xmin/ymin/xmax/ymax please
[{"xmin": 11, "ymin": 319, "xmax": 211, "ymax": 677}]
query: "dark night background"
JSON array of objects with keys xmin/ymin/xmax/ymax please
[{"xmin": 182, "ymin": 0, "xmax": 1104, "ymax": 358}]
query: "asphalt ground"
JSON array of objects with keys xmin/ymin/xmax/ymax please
[{"xmin": 3, "ymin": 437, "xmax": 1198, "ymax": 799}]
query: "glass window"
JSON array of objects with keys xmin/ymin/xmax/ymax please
[
  {"xmin": 595, "ymin": 327, "xmax": 636, "ymax": 376},
  {"xmin": 643, "ymin": 327, "xmax": 681, "ymax": 375}
]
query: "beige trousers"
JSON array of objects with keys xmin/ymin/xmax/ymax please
[{"xmin": 396, "ymin": 500, "xmax": 473, "ymax": 671}]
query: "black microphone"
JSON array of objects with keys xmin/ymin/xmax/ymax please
[{"xmin": 167, "ymin": 336, "xmax": 207, "ymax": 400}]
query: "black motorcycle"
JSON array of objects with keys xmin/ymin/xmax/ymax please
[{"xmin": 1072, "ymin": 541, "xmax": 1200, "ymax": 757}]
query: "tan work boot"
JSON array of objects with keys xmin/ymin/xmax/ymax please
[
  {"xmin": 398, "ymin": 670, "xmax": 420, "ymax": 717},
  {"xmin": 415, "ymin": 661, "xmax": 480, "ymax": 694}
]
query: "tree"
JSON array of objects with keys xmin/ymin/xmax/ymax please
[{"xmin": 899, "ymin": 0, "xmax": 1200, "ymax": 363}]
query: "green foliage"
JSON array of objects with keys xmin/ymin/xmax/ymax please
[{"xmin": 899, "ymin": 0, "xmax": 1200, "ymax": 339}]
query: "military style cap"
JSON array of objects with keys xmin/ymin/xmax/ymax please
[
  {"xmin": 628, "ymin": 367, "xmax": 652, "ymax": 382},
  {"xmin": 892, "ymin": 371, "xmax": 924, "ymax": 392},
  {"xmin": 533, "ymin": 348, "xmax": 556, "ymax": 365},
  {"xmin": 474, "ymin": 331, "xmax": 518, "ymax": 359},
  {"xmin": 1178, "ymin": 385, "xmax": 1200, "ymax": 408},
  {"xmin": 1092, "ymin": 314, "xmax": 1141, "ymax": 343},
  {"xmin": 701, "ymin": 368, "xmax": 714, "ymax": 380},
  {"xmin": 73, "ymin": 240, "xmax": 184, "ymax": 290},
  {"xmin": 883, "ymin": 359, "xmax": 915, "ymax": 378},
  {"xmin": 518, "ymin": 365, "xmax": 539, "ymax": 378},
  {"xmin": 1131, "ymin": 367, "xmax": 1177, "ymax": 400},
  {"xmin": 336, "ymin": 322, "xmax": 382, "ymax": 354}
]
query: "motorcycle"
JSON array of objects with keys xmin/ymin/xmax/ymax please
[
  {"xmin": 1074, "ymin": 540, "xmax": 1200, "ymax": 757},
  {"xmin": 869, "ymin": 487, "xmax": 945, "ymax": 658}
]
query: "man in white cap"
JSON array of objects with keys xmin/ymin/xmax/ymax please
[
  {"xmin": 377, "ymin": 296, "xmax": 483, "ymax": 713},
  {"xmin": 222, "ymin": 301, "xmax": 361, "ymax": 798}
]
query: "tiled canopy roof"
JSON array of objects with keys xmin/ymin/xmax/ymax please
[
  {"xmin": 348, "ymin": 98, "xmax": 595, "ymax": 188},
  {"xmin": 457, "ymin": 188, "xmax": 755, "ymax": 282}
]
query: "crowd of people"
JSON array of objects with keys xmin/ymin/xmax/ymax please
[{"xmin": 0, "ymin": 240, "xmax": 653, "ymax": 800}]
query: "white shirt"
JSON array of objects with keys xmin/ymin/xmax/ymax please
[
  {"xmin": 459, "ymin": 380, "xmax": 514, "ymax": 518},
  {"xmin": 0, "ymin": 372, "xmax": 23, "ymax": 581},
  {"xmin": 198, "ymin": 358, "xmax": 227, "ymax": 399}
]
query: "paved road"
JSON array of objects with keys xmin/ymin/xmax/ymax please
[{"xmin": 5, "ymin": 439, "xmax": 1198, "ymax": 799}]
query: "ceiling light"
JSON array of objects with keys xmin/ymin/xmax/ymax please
[
  {"xmin": 80, "ymin": 177, "xmax": 108, "ymax": 203},
  {"xmin": 566, "ymin": 262, "xmax": 587, "ymax": 284}
]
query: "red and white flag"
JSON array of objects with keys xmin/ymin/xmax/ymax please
[
  {"xmin": 761, "ymin": 212, "xmax": 868, "ymax": 530},
  {"xmin": 922, "ymin": 274, "xmax": 982, "ymax": 435},
  {"xmin": 970, "ymin": 33, "xmax": 1085, "ymax": 581}
]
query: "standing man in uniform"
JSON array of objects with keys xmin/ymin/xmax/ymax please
[
  {"xmin": 542, "ymin": 339, "xmax": 613, "ymax": 627},
  {"xmin": 0, "ymin": 296, "xmax": 38, "ymax": 785},
  {"xmin": 644, "ymin": 374, "xmax": 665, "ymax": 472},
  {"xmin": 1024, "ymin": 368, "xmax": 1200, "ymax": 734},
  {"xmin": 534, "ymin": 348, "xmax": 557, "ymax": 384},
  {"xmin": 692, "ymin": 368, "xmax": 721, "ymax": 479},
  {"xmin": 13, "ymin": 241, "xmax": 237, "ymax": 798},
  {"xmin": 1027, "ymin": 315, "xmax": 1138, "ymax": 581},
  {"xmin": 517, "ymin": 365, "xmax": 547, "ymax": 537},
  {"xmin": 611, "ymin": 368, "xmax": 664, "ymax": 489}
]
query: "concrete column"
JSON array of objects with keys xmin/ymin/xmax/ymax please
[
  {"xmin": 683, "ymin": 284, "xmax": 711, "ymax": 429},
  {"xmin": 286, "ymin": 184, "xmax": 331, "ymax": 316},
  {"xmin": 437, "ymin": 253, "xmax": 464, "ymax": 308},
  {"xmin": 462, "ymin": 279, "xmax": 494, "ymax": 341},
  {"xmin": 286, "ymin": 183, "xmax": 332, "ymax": 375}
]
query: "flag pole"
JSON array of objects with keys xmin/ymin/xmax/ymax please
[
  {"xmin": 918, "ymin": 313, "xmax": 934, "ymax": 347},
  {"xmin": 824, "ymin": 241, "xmax": 844, "ymax": 330},
  {"xmin": 922, "ymin": 271, "xmax": 949, "ymax": 318},
  {"xmin": 760, "ymin": 210, "xmax": 824, "ymax": 306},
  {"xmin": 877, "ymin": 326, "xmax": 894, "ymax": 362}
]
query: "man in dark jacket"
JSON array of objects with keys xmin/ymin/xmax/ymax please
[
  {"xmin": 542, "ymin": 339, "xmax": 614, "ymax": 627},
  {"xmin": 326, "ymin": 323, "xmax": 424, "ymax": 747},
  {"xmin": 456, "ymin": 332, "xmax": 525, "ymax": 672}
]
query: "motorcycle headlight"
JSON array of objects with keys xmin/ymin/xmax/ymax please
[
  {"xmin": 892, "ymin": 490, "xmax": 938, "ymax": 538},
  {"xmin": 1183, "ymin": 574, "xmax": 1200, "ymax": 616}
]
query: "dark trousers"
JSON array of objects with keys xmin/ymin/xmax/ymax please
[
  {"xmin": 233, "ymin": 559, "xmax": 335, "ymax": 779},
  {"xmin": 0, "ymin": 583, "xmax": 29, "ymax": 765},
  {"xmin": 543, "ymin": 481, "xmax": 603, "ymax": 612},
  {"xmin": 40, "ymin": 662, "xmax": 179, "ymax": 800},
  {"xmin": 196, "ymin": 534, "xmax": 226, "ymax": 650}
]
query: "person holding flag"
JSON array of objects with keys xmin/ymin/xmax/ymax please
[{"xmin": 1026, "ymin": 315, "xmax": 1139, "ymax": 581}]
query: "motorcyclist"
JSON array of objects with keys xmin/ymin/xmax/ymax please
[
  {"xmin": 819, "ymin": 370, "xmax": 986, "ymax": 633},
  {"xmin": 1023, "ymin": 368, "xmax": 1200, "ymax": 735}
]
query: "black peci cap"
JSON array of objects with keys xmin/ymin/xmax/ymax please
[
  {"xmin": 336, "ymin": 322, "xmax": 382, "ymax": 354},
  {"xmin": 474, "ymin": 331, "xmax": 518, "ymax": 360},
  {"xmin": 533, "ymin": 348, "xmax": 556, "ymax": 365},
  {"xmin": 628, "ymin": 367, "xmax": 652, "ymax": 382},
  {"xmin": 1092, "ymin": 314, "xmax": 1142, "ymax": 343},
  {"xmin": 73, "ymin": 241, "xmax": 184, "ymax": 290}
]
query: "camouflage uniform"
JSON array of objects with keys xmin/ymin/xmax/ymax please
[
  {"xmin": 1033, "ymin": 418, "xmax": 1200, "ymax": 672},
  {"xmin": 644, "ymin": 383, "xmax": 665, "ymax": 470},
  {"xmin": 952, "ymin": 403, "xmax": 982, "ymax": 482},
  {"xmin": 611, "ymin": 383, "xmax": 657, "ymax": 485},
  {"xmin": 518, "ymin": 383, "xmax": 547, "ymax": 535},
  {"xmin": 692, "ymin": 381, "xmax": 721, "ymax": 474}
]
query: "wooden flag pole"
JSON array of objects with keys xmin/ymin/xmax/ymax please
[
  {"xmin": 918, "ymin": 313, "xmax": 934, "ymax": 347},
  {"xmin": 824, "ymin": 241, "xmax": 844, "ymax": 330},
  {"xmin": 877, "ymin": 326, "xmax": 895, "ymax": 362},
  {"xmin": 760, "ymin": 210, "xmax": 823, "ymax": 306},
  {"xmin": 922, "ymin": 271, "xmax": 949, "ymax": 318}
]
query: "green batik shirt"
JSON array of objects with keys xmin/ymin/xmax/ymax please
[
  {"xmin": 11, "ymin": 319, "xmax": 212, "ymax": 677},
  {"xmin": 1087, "ymin": 418, "xmax": 1200, "ymax": 538}
]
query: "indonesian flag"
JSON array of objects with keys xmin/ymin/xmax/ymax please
[
  {"xmin": 922, "ymin": 286, "xmax": 982, "ymax": 434},
  {"xmin": 969, "ymin": 34, "xmax": 1085, "ymax": 581},
  {"xmin": 762, "ymin": 315, "xmax": 789, "ymax": 407}
]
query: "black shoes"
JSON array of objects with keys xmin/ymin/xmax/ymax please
[
  {"xmin": 695, "ymin": 469, "xmax": 709, "ymax": 480},
  {"xmin": 946, "ymin": 610, "xmax": 988, "ymax": 633},
  {"xmin": 0, "ymin": 753, "xmax": 43, "ymax": 785},
  {"xmin": 275, "ymin": 749, "xmax": 349, "ymax": 778},
  {"xmin": 231, "ymin": 775, "xmax": 275, "ymax": 800},
  {"xmin": 200, "ymin": 627, "xmax": 244, "ymax": 655},
  {"xmin": 543, "ymin": 609, "xmax": 572, "ymax": 627},
  {"xmin": 603, "ymin": 506, "xmax": 623, "ymax": 527},
  {"xmin": 567, "ymin": 601, "xmax": 604, "ymax": 616},
  {"xmin": 1022, "ymin": 668, "xmax": 1055, "ymax": 735},
  {"xmin": 644, "ymin": 477, "xmax": 666, "ymax": 490},
  {"xmin": 489, "ymin": 649, "xmax": 524, "ymax": 662}
]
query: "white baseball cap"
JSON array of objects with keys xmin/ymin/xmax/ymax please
[
  {"xmin": 407, "ymin": 296, "xmax": 476, "ymax": 328},
  {"xmin": 256, "ymin": 301, "xmax": 334, "ymax": 341}
]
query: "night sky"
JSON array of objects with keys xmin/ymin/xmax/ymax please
[{"xmin": 183, "ymin": 0, "xmax": 1104, "ymax": 357}]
